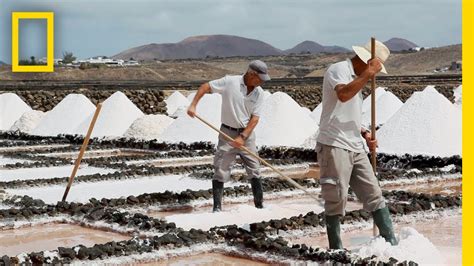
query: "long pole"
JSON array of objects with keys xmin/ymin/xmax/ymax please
[
  {"xmin": 370, "ymin": 37, "xmax": 377, "ymax": 172},
  {"xmin": 194, "ymin": 114, "xmax": 323, "ymax": 205},
  {"xmin": 62, "ymin": 103, "xmax": 102, "ymax": 202},
  {"xmin": 370, "ymin": 37, "xmax": 379, "ymax": 237}
]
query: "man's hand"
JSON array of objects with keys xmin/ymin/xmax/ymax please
[
  {"xmin": 364, "ymin": 133, "xmax": 378, "ymax": 152},
  {"xmin": 187, "ymin": 105, "xmax": 196, "ymax": 118},
  {"xmin": 364, "ymin": 58, "xmax": 383, "ymax": 78},
  {"xmin": 230, "ymin": 135, "xmax": 245, "ymax": 148}
]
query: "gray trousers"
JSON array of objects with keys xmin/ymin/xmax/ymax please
[
  {"xmin": 213, "ymin": 125, "xmax": 260, "ymax": 183},
  {"xmin": 316, "ymin": 142, "xmax": 385, "ymax": 216}
]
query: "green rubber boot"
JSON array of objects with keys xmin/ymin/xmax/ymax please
[
  {"xmin": 325, "ymin": 215, "xmax": 343, "ymax": 249},
  {"xmin": 372, "ymin": 207, "xmax": 398, "ymax": 245},
  {"xmin": 212, "ymin": 180, "xmax": 224, "ymax": 212},
  {"xmin": 250, "ymin": 178, "xmax": 264, "ymax": 209}
]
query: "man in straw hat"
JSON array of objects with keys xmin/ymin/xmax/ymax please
[
  {"xmin": 315, "ymin": 40, "xmax": 398, "ymax": 249},
  {"xmin": 187, "ymin": 60, "xmax": 270, "ymax": 212}
]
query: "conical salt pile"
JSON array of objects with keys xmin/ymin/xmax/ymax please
[
  {"xmin": 74, "ymin": 91, "xmax": 144, "ymax": 138},
  {"xmin": 10, "ymin": 110, "xmax": 46, "ymax": 134},
  {"xmin": 378, "ymin": 86, "xmax": 462, "ymax": 157},
  {"xmin": 361, "ymin": 88, "xmax": 403, "ymax": 127},
  {"xmin": 0, "ymin": 93, "xmax": 32, "ymax": 130},
  {"xmin": 310, "ymin": 103, "xmax": 322, "ymax": 123},
  {"xmin": 165, "ymin": 91, "xmax": 190, "ymax": 115},
  {"xmin": 256, "ymin": 92, "xmax": 318, "ymax": 147},
  {"xmin": 31, "ymin": 94, "xmax": 95, "ymax": 136},
  {"xmin": 124, "ymin": 114, "xmax": 174, "ymax": 140},
  {"xmin": 160, "ymin": 93, "xmax": 222, "ymax": 144},
  {"xmin": 454, "ymin": 85, "xmax": 462, "ymax": 108}
]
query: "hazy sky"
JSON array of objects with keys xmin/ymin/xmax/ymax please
[{"xmin": 0, "ymin": 0, "xmax": 461, "ymax": 63}]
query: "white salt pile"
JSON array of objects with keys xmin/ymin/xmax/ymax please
[
  {"xmin": 75, "ymin": 91, "xmax": 144, "ymax": 138},
  {"xmin": 0, "ymin": 93, "xmax": 32, "ymax": 131},
  {"xmin": 362, "ymin": 87, "xmax": 386, "ymax": 114},
  {"xmin": 361, "ymin": 88, "xmax": 403, "ymax": 127},
  {"xmin": 124, "ymin": 114, "xmax": 174, "ymax": 140},
  {"xmin": 301, "ymin": 107, "xmax": 311, "ymax": 116},
  {"xmin": 187, "ymin": 92, "xmax": 197, "ymax": 102},
  {"xmin": 160, "ymin": 93, "xmax": 222, "ymax": 144},
  {"xmin": 256, "ymin": 92, "xmax": 318, "ymax": 147},
  {"xmin": 9, "ymin": 110, "xmax": 45, "ymax": 134},
  {"xmin": 165, "ymin": 91, "xmax": 190, "ymax": 116},
  {"xmin": 31, "ymin": 94, "xmax": 96, "ymax": 136},
  {"xmin": 310, "ymin": 103, "xmax": 322, "ymax": 123},
  {"xmin": 378, "ymin": 86, "xmax": 462, "ymax": 157},
  {"xmin": 453, "ymin": 85, "xmax": 462, "ymax": 107},
  {"xmin": 170, "ymin": 106, "xmax": 187, "ymax": 118},
  {"xmin": 355, "ymin": 227, "xmax": 444, "ymax": 265},
  {"xmin": 262, "ymin": 90, "xmax": 272, "ymax": 100}
]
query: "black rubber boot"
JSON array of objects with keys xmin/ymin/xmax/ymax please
[
  {"xmin": 212, "ymin": 179, "xmax": 224, "ymax": 212},
  {"xmin": 250, "ymin": 178, "xmax": 264, "ymax": 209},
  {"xmin": 372, "ymin": 207, "xmax": 398, "ymax": 245},
  {"xmin": 325, "ymin": 215, "xmax": 343, "ymax": 249}
]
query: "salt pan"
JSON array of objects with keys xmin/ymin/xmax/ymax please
[
  {"xmin": 166, "ymin": 202, "xmax": 324, "ymax": 231},
  {"xmin": 0, "ymin": 93, "xmax": 31, "ymax": 131},
  {"xmin": 31, "ymin": 94, "xmax": 95, "ymax": 136},
  {"xmin": 378, "ymin": 86, "xmax": 462, "ymax": 157},
  {"xmin": 124, "ymin": 114, "xmax": 174, "ymax": 140},
  {"xmin": 75, "ymin": 91, "xmax": 144, "ymax": 138}
]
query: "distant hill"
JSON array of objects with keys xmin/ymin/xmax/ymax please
[
  {"xmin": 305, "ymin": 44, "xmax": 461, "ymax": 76},
  {"xmin": 384, "ymin": 44, "xmax": 461, "ymax": 74},
  {"xmin": 0, "ymin": 61, "xmax": 6, "ymax": 65},
  {"xmin": 384, "ymin": 38, "xmax": 419, "ymax": 52},
  {"xmin": 113, "ymin": 34, "xmax": 283, "ymax": 61},
  {"xmin": 285, "ymin": 41, "xmax": 349, "ymax": 54}
]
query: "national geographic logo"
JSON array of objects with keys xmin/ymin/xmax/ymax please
[{"xmin": 11, "ymin": 12, "xmax": 54, "ymax": 72}]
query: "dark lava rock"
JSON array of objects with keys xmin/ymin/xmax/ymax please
[{"xmin": 58, "ymin": 247, "xmax": 76, "ymax": 259}]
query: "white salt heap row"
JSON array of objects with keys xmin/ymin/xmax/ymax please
[
  {"xmin": 31, "ymin": 94, "xmax": 96, "ymax": 136},
  {"xmin": 165, "ymin": 91, "xmax": 190, "ymax": 116},
  {"xmin": 361, "ymin": 87, "xmax": 403, "ymax": 127},
  {"xmin": 124, "ymin": 114, "xmax": 174, "ymax": 140},
  {"xmin": 378, "ymin": 86, "xmax": 462, "ymax": 157},
  {"xmin": 0, "ymin": 85, "xmax": 463, "ymax": 154},
  {"xmin": 160, "ymin": 93, "xmax": 222, "ymax": 143},
  {"xmin": 0, "ymin": 93, "xmax": 32, "ymax": 130},
  {"xmin": 75, "ymin": 91, "xmax": 144, "ymax": 138}
]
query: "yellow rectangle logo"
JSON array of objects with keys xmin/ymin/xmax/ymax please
[{"xmin": 12, "ymin": 12, "xmax": 54, "ymax": 72}]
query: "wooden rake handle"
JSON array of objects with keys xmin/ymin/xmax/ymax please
[{"xmin": 62, "ymin": 103, "xmax": 102, "ymax": 202}]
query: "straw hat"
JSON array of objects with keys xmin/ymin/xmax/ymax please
[{"xmin": 352, "ymin": 40, "xmax": 390, "ymax": 74}]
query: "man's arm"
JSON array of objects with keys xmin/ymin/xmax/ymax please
[
  {"xmin": 230, "ymin": 115, "xmax": 259, "ymax": 148},
  {"xmin": 187, "ymin": 82, "xmax": 212, "ymax": 117},
  {"xmin": 335, "ymin": 59, "xmax": 382, "ymax": 102}
]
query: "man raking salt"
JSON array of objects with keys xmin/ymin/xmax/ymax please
[
  {"xmin": 316, "ymin": 39, "xmax": 398, "ymax": 249},
  {"xmin": 187, "ymin": 60, "xmax": 269, "ymax": 212}
]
